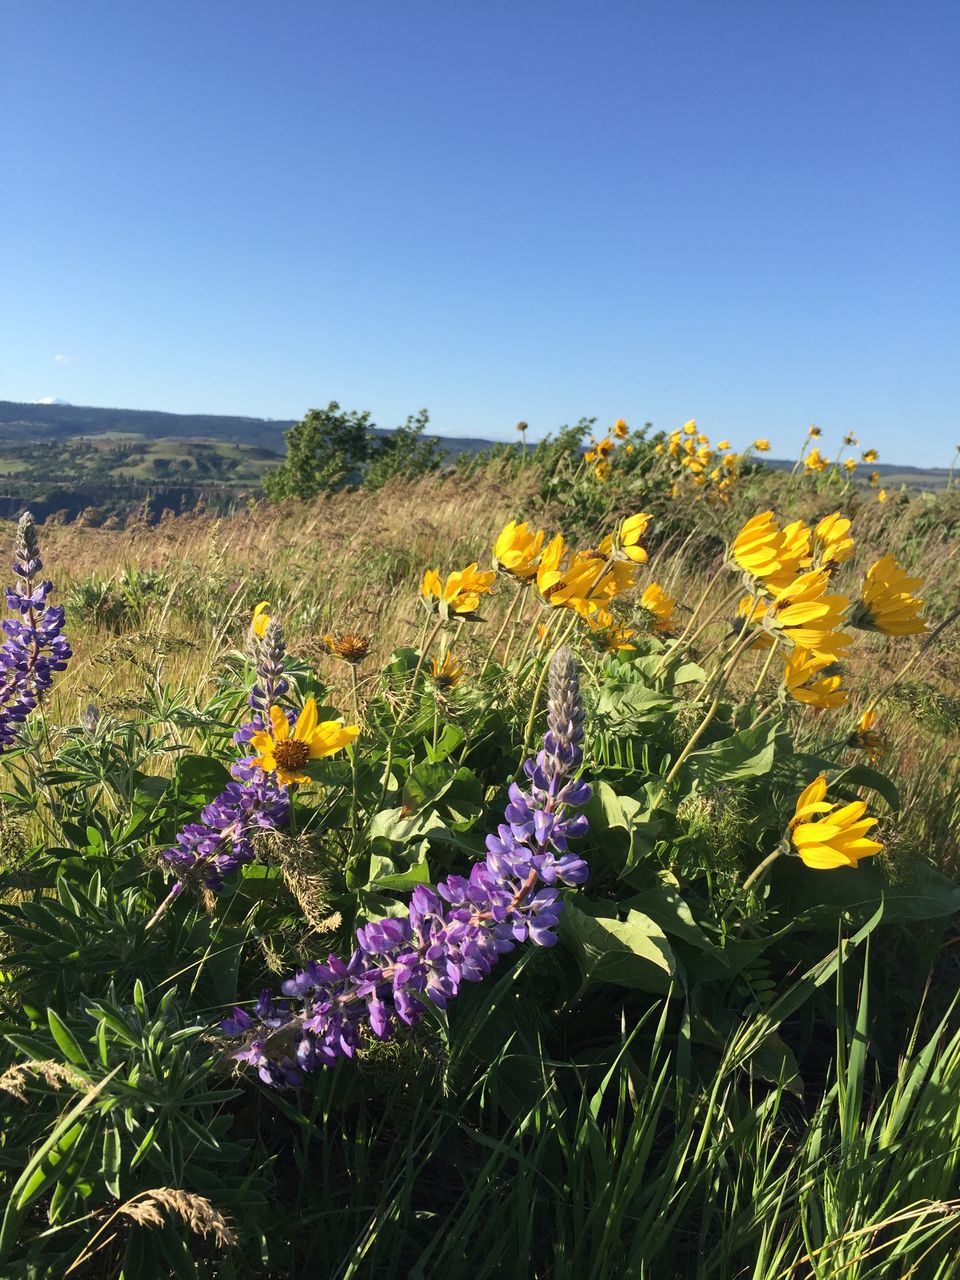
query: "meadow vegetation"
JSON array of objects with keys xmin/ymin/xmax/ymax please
[{"xmin": 1, "ymin": 416, "xmax": 959, "ymax": 1278}]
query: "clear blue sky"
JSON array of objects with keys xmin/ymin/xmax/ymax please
[{"xmin": 1, "ymin": 1, "xmax": 957, "ymax": 464}]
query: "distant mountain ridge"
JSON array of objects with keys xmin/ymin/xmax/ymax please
[{"xmin": 0, "ymin": 399, "xmax": 496, "ymax": 459}]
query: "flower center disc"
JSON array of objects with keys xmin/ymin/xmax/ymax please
[{"xmin": 274, "ymin": 739, "xmax": 311, "ymax": 771}]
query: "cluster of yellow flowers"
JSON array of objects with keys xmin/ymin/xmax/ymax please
[
  {"xmin": 419, "ymin": 513, "xmax": 679, "ymax": 669},
  {"xmin": 584, "ymin": 417, "xmax": 635, "ymax": 480},
  {"xmin": 800, "ymin": 427, "xmax": 884, "ymax": 498},
  {"xmin": 653, "ymin": 419, "xmax": 745, "ymax": 504},
  {"xmin": 731, "ymin": 509, "xmax": 927, "ymax": 713}
]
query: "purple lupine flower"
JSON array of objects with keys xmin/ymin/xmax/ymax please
[
  {"xmin": 0, "ymin": 513, "xmax": 71, "ymax": 752},
  {"xmin": 222, "ymin": 646, "xmax": 592, "ymax": 1087},
  {"xmin": 147, "ymin": 615, "xmax": 295, "ymax": 928}
]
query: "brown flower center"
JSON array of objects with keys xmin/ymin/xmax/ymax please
[{"xmin": 274, "ymin": 739, "xmax": 311, "ymax": 772}]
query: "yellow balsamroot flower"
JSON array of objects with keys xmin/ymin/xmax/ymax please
[
  {"xmin": 682, "ymin": 419, "xmax": 697, "ymax": 435},
  {"xmin": 842, "ymin": 433, "xmax": 858, "ymax": 446},
  {"xmin": 654, "ymin": 442, "xmax": 666, "ymax": 455},
  {"xmin": 788, "ymin": 776, "xmax": 883, "ymax": 869},
  {"xmin": 735, "ymin": 594, "xmax": 774, "ymax": 649},
  {"xmin": 805, "ymin": 448, "xmax": 828, "ymax": 473},
  {"xmin": 783, "ymin": 648, "xmax": 846, "ymax": 708},
  {"xmin": 768, "ymin": 570, "xmax": 852, "ymax": 658},
  {"xmin": 730, "ymin": 512, "xmax": 811, "ymax": 586},
  {"xmin": 613, "ymin": 418, "xmax": 629, "ymax": 439},
  {"xmin": 252, "ymin": 601, "xmax": 272, "ymax": 639},
  {"xmin": 586, "ymin": 607, "xmax": 636, "ymax": 652},
  {"xmin": 861, "ymin": 448, "xmax": 879, "ymax": 463},
  {"xmin": 624, "ymin": 442, "xmax": 635, "ymax": 455},
  {"xmin": 250, "ymin": 699, "xmax": 359, "ymax": 787},
  {"xmin": 722, "ymin": 452, "xmax": 738, "ymax": 472},
  {"xmin": 429, "ymin": 652, "xmax": 463, "ymax": 689},
  {"xmin": 851, "ymin": 554, "xmax": 926, "ymax": 636},
  {"xmin": 421, "ymin": 563, "xmax": 496, "ymax": 617},
  {"xmin": 716, "ymin": 439, "xmax": 731, "ymax": 451},
  {"xmin": 877, "ymin": 488, "xmax": 888, "ymax": 503},
  {"xmin": 847, "ymin": 707, "xmax": 886, "ymax": 762},
  {"xmin": 868, "ymin": 471, "xmax": 880, "ymax": 487},
  {"xmin": 843, "ymin": 458, "xmax": 857, "ymax": 473},
  {"xmin": 812, "ymin": 512, "xmax": 855, "ymax": 569},
  {"xmin": 808, "ymin": 425, "xmax": 822, "ymax": 438},
  {"xmin": 598, "ymin": 511, "xmax": 652, "ymax": 564},
  {"xmin": 753, "ymin": 439, "xmax": 771, "ymax": 452},
  {"xmin": 493, "ymin": 520, "xmax": 544, "ymax": 579},
  {"xmin": 640, "ymin": 582, "xmax": 676, "ymax": 634},
  {"xmin": 595, "ymin": 460, "xmax": 612, "ymax": 481}
]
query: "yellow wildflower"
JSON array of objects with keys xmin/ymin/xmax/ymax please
[
  {"xmin": 843, "ymin": 458, "xmax": 857, "ymax": 473},
  {"xmin": 731, "ymin": 511, "xmax": 810, "ymax": 587},
  {"xmin": 877, "ymin": 488, "xmax": 888, "ymax": 503},
  {"xmin": 493, "ymin": 520, "xmax": 545, "ymax": 579},
  {"xmin": 429, "ymin": 652, "xmax": 463, "ymax": 688},
  {"xmin": 717, "ymin": 439, "xmax": 731, "ymax": 450},
  {"xmin": 788, "ymin": 776, "xmax": 883, "ymax": 869},
  {"xmin": 640, "ymin": 583, "xmax": 676, "ymax": 633},
  {"xmin": 768, "ymin": 570, "xmax": 852, "ymax": 658},
  {"xmin": 812, "ymin": 512, "xmax": 855, "ymax": 569},
  {"xmin": 847, "ymin": 708, "xmax": 886, "ymax": 762},
  {"xmin": 842, "ymin": 433, "xmax": 858, "ymax": 446},
  {"xmin": 808, "ymin": 425, "xmax": 822, "ymax": 438},
  {"xmin": 421, "ymin": 563, "xmax": 496, "ymax": 616},
  {"xmin": 595, "ymin": 460, "xmax": 611, "ymax": 481},
  {"xmin": 252, "ymin": 601, "xmax": 272, "ymax": 639},
  {"xmin": 805, "ymin": 448, "xmax": 828, "ymax": 473},
  {"xmin": 753, "ymin": 438, "xmax": 771, "ymax": 452},
  {"xmin": 783, "ymin": 647, "xmax": 846, "ymax": 708},
  {"xmin": 861, "ymin": 448, "xmax": 878, "ymax": 463},
  {"xmin": 682, "ymin": 419, "xmax": 697, "ymax": 435},
  {"xmin": 735, "ymin": 594, "xmax": 774, "ymax": 650},
  {"xmin": 851, "ymin": 555, "xmax": 926, "ymax": 635},
  {"xmin": 599, "ymin": 511, "xmax": 652, "ymax": 564},
  {"xmin": 250, "ymin": 699, "xmax": 359, "ymax": 786},
  {"xmin": 613, "ymin": 418, "xmax": 629, "ymax": 439},
  {"xmin": 868, "ymin": 471, "xmax": 880, "ymax": 487}
]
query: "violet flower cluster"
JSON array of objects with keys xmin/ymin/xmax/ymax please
[
  {"xmin": 222, "ymin": 646, "xmax": 591, "ymax": 1088},
  {"xmin": 148, "ymin": 618, "xmax": 292, "ymax": 926},
  {"xmin": 0, "ymin": 513, "xmax": 71, "ymax": 752}
]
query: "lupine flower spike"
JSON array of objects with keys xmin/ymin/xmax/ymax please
[
  {"xmin": 0, "ymin": 513, "xmax": 71, "ymax": 752},
  {"xmin": 222, "ymin": 646, "xmax": 591, "ymax": 1087}
]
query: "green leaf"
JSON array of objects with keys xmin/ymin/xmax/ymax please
[
  {"xmin": 47, "ymin": 1009, "xmax": 89, "ymax": 1068},
  {"xmin": 831, "ymin": 762, "xmax": 900, "ymax": 812},
  {"xmin": 561, "ymin": 900, "xmax": 677, "ymax": 993},
  {"xmin": 687, "ymin": 720, "xmax": 779, "ymax": 787}
]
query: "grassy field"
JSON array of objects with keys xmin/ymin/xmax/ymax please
[{"xmin": 1, "ymin": 424, "xmax": 959, "ymax": 1278}]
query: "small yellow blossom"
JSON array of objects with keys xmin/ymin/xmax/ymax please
[
  {"xmin": 595, "ymin": 460, "xmax": 611, "ymax": 481},
  {"xmin": 847, "ymin": 707, "xmax": 886, "ymax": 762},
  {"xmin": 788, "ymin": 776, "xmax": 883, "ymax": 869},
  {"xmin": 861, "ymin": 448, "xmax": 878, "ymax": 463},
  {"xmin": 252, "ymin": 601, "xmax": 272, "ymax": 639},
  {"xmin": 613, "ymin": 418, "xmax": 629, "ymax": 439},
  {"xmin": 682, "ymin": 419, "xmax": 697, "ymax": 435},
  {"xmin": 429, "ymin": 652, "xmax": 463, "ymax": 688},
  {"xmin": 716, "ymin": 439, "xmax": 731, "ymax": 451},
  {"xmin": 852, "ymin": 555, "xmax": 926, "ymax": 635},
  {"xmin": 493, "ymin": 520, "xmax": 544, "ymax": 579},
  {"xmin": 877, "ymin": 489, "xmax": 888, "ymax": 503},
  {"xmin": 421, "ymin": 563, "xmax": 496, "ymax": 616},
  {"xmin": 843, "ymin": 458, "xmax": 857, "ymax": 473},
  {"xmin": 753, "ymin": 439, "xmax": 771, "ymax": 452},
  {"xmin": 640, "ymin": 583, "xmax": 676, "ymax": 633},
  {"xmin": 808, "ymin": 425, "xmax": 822, "ymax": 438},
  {"xmin": 250, "ymin": 699, "xmax": 359, "ymax": 786}
]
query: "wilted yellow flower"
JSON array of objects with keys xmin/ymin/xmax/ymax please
[
  {"xmin": 516, "ymin": 420, "xmax": 529, "ymax": 434},
  {"xmin": 788, "ymin": 776, "xmax": 882, "ymax": 869},
  {"xmin": 783, "ymin": 647, "xmax": 846, "ymax": 708},
  {"xmin": 861, "ymin": 448, "xmax": 878, "ymax": 463},
  {"xmin": 429, "ymin": 651, "xmax": 463, "ymax": 688},
  {"xmin": 640, "ymin": 583, "xmax": 676, "ymax": 633},
  {"xmin": 323, "ymin": 632, "xmax": 370, "ymax": 664},
  {"xmin": 847, "ymin": 707, "xmax": 886, "ymax": 762},
  {"xmin": 768, "ymin": 570, "xmax": 852, "ymax": 658},
  {"xmin": 812, "ymin": 513, "xmax": 855, "ymax": 569},
  {"xmin": 421, "ymin": 563, "xmax": 496, "ymax": 616},
  {"xmin": 808, "ymin": 425, "xmax": 822, "ymax": 438},
  {"xmin": 613, "ymin": 417, "xmax": 629, "ymax": 439},
  {"xmin": 753, "ymin": 439, "xmax": 771, "ymax": 452},
  {"xmin": 493, "ymin": 520, "xmax": 544, "ymax": 579},
  {"xmin": 250, "ymin": 699, "xmax": 359, "ymax": 786},
  {"xmin": 252, "ymin": 600, "xmax": 272, "ymax": 639},
  {"xmin": 851, "ymin": 555, "xmax": 926, "ymax": 635}
]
